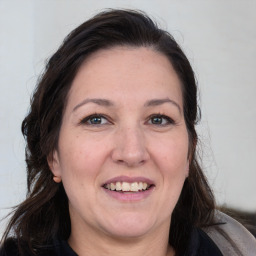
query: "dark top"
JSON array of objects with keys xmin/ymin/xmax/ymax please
[{"xmin": 0, "ymin": 228, "xmax": 223, "ymax": 256}]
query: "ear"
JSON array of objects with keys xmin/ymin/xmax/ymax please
[
  {"xmin": 187, "ymin": 135, "xmax": 196, "ymax": 177},
  {"xmin": 47, "ymin": 150, "xmax": 62, "ymax": 178},
  {"xmin": 185, "ymin": 160, "xmax": 190, "ymax": 178}
]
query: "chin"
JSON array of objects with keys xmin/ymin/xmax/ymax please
[
  {"xmin": 106, "ymin": 226, "xmax": 153, "ymax": 239},
  {"xmin": 101, "ymin": 212, "xmax": 157, "ymax": 239}
]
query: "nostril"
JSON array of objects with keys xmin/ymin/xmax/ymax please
[
  {"xmin": 111, "ymin": 131, "xmax": 150, "ymax": 166},
  {"xmin": 115, "ymin": 158, "xmax": 146, "ymax": 167}
]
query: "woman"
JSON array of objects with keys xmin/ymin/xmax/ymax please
[{"xmin": 1, "ymin": 9, "xmax": 255, "ymax": 256}]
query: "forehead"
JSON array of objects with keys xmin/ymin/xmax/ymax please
[{"xmin": 67, "ymin": 46, "xmax": 183, "ymax": 109}]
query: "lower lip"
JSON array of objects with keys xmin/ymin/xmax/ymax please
[{"xmin": 102, "ymin": 186, "xmax": 155, "ymax": 201}]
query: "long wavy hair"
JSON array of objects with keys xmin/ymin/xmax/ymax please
[{"xmin": 1, "ymin": 9, "xmax": 215, "ymax": 256}]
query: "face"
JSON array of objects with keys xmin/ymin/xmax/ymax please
[{"xmin": 49, "ymin": 47, "xmax": 189, "ymax": 240}]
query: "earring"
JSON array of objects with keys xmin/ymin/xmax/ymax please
[{"xmin": 53, "ymin": 176, "xmax": 62, "ymax": 183}]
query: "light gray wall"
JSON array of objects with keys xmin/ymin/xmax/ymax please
[{"xmin": 1, "ymin": 0, "xmax": 255, "ymax": 234}]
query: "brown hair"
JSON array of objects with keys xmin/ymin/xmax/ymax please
[{"xmin": 1, "ymin": 9, "xmax": 215, "ymax": 255}]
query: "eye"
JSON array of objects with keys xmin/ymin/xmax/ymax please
[
  {"xmin": 80, "ymin": 114, "xmax": 110, "ymax": 125},
  {"xmin": 147, "ymin": 114, "xmax": 175, "ymax": 126}
]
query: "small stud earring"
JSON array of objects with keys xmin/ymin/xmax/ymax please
[{"xmin": 53, "ymin": 176, "xmax": 62, "ymax": 183}]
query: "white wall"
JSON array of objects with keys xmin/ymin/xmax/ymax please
[{"xmin": 1, "ymin": 0, "xmax": 255, "ymax": 234}]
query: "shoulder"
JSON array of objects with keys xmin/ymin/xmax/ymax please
[
  {"xmin": 0, "ymin": 238, "xmax": 51, "ymax": 256},
  {"xmin": 0, "ymin": 238, "xmax": 19, "ymax": 256},
  {"xmin": 186, "ymin": 227, "xmax": 223, "ymax": 256},
  {"xmin": 0, "ymin": 238, "xmax": 41, "ymax": 256},
  {"xmin": 203, "ymin": 210, "xmax": 256, "ymax": 256},
  {"xmin": 0, "ymin": 238, "xmax": 77, "ymax": 256}
]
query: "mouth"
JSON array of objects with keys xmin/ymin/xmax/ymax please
[
  {"xmin": 103, "ymin": 181, "xmax": 154, "ymax": 193},
  {"xmin": 102, "ymin": 176, "xmax": 155, "ymax": 201}
]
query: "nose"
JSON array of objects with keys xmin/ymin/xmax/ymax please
[{"xmin": 111, "ymin": 125, "xmax": 150, "ymax": 167}]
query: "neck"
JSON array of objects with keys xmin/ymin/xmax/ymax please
[{"xmin": 68, "ymin": 222, "xmax": 175, "ymax": 256}]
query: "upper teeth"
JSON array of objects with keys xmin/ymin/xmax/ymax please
[{"xmin": 104, "ymin": 182, "xmax": 150, "ymax": 192}]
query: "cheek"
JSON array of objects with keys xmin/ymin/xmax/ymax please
[
  {"xmin": 58, "ymin": 140, "xmax": 100, "ymax": 207},
  {"xmin": 59, "ymin": 132, "xmax": 97, "ymax": 166},
  {"xmin": 155, "ymin": 133, "xmax": 189, "ymax": 170},
  {"xmin": 58, "ymin": 133, "xmax": 111, "ymax": 190},
  {"xmin": 152, "ymin": 132, "xmax": 189, "ymax": 202},
  {"xmin": 152, "ymin": 135, "xmax": 189, "ymax": 221}
]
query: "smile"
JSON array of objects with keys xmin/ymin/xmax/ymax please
[
  {"xmin": 103, "ymin": 181, "xmax": 152, "ymax": 192},
  {"xmin": 102, "ymin": 176, "xmax": 155, "ymax": 201}
]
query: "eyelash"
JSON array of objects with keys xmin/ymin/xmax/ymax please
[
  {"xmin": 79, "ymin": 113, "xmax": 111, "ymax": 126},
  {"xmin": 147, "ymin": 114, "xmax": 175, "ymax": 126},
  {"xmin": 79, "ymin": 113, "xmax": 175, "ymax": 126}
]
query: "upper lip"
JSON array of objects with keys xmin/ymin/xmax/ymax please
[{"xmin": 102, "ymin": 176, "xmax": 155, "ymax": 186}]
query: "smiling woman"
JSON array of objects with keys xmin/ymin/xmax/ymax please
[
  {"xmin": 0, "ymin": 9, "xmax": 255, "ymax": 256},
  {"xmin": 49, "ymin": 46, "xmax": 190, "ymax": 246}
]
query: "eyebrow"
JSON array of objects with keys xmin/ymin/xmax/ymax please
[
  {"xmin": 144, "ymin": 98, "xmax": 181, "ymax": 113},
  {"xmin": 73, "ymin": 97, "xmax": 182, "ymax": 113},
  {"xmin": 73, "ymin": 98, "xmax": 114, "ymax": 112}
]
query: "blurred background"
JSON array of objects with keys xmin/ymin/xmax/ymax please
[{"xmin": 0, "ymin": 0, "xmax": 255, "ymax": 236}]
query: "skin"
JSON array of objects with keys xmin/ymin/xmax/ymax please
[{"xmin": 49, "ymin": 46, "xmax": 189, "ymax": 256}]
